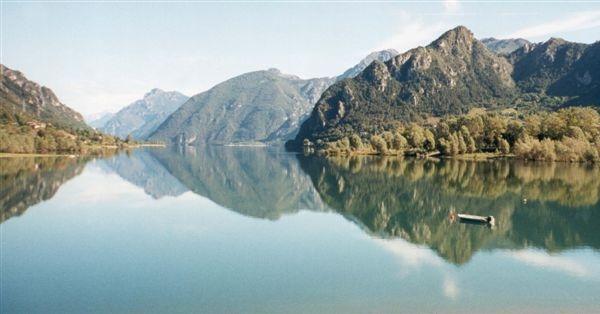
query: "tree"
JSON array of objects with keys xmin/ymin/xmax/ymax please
[
  {"xmin": 424, "ymin": 129, "xmax": 436, "ymax": 151},
  {"xmin": 370, "ymin": 135, "xmax": 388, "ymax": 154},
  {"xmin": 391, "ymin": 133, "xmax": 408, "ymax": 151},
  {"xmin": 460, "ymin": 126, "xmax": 476, "ymax": 153},
  {"xmin": 349, "ymin": 134, "xmax": 363, "ymax": 150},
  {"xmin": 542, "ymin": 113, "xmax": 568, "ymax": 140},
  {"xmin": 437, "ymin": 121, "xmax": 451, "ymax": 139},
  {"xmin": 457, "ymin": 132, "xmax": 467, "ymax": 154},
  {"xmin": 499, "ymin": 138, "xmax": 510, "ymax": 154},
  {"xmin": 405, "ymin": 123, "xmax": 425, "ymax": 149},
  {"xmin": 524, "ymin": 115, "xmax": 542, "ymax": 138},
  {"xmin": 505, "ymin": 120, "xmax": 525, "ymax": 144},
  {"xmin": 382, "ymin": 131, "xmax": 394, "ymax": 148}
]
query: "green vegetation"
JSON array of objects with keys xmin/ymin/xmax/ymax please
[
  {"xmin": 1, "ymin": 63, "xmax": 146, "ymax": 154},
  {"xmin": 306, "ymin": 107, "xmax": 600, "ymax": 163},
  {"xmin": 0, "ymin": 109, "xmax": 136, "ymax": 154}
]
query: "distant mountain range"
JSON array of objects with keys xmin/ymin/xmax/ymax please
[
  {"xmin": 148, "ymin": 50, "xmax": 398, "ymax": 145},
  {"xmin": 4, "ymin": 26, "xmax": 598, "ymax": 148},
  {"xmin": 289, "ymin": 26, "xmax": 600, "ymax": 147},
  {"xmin": 481, "ymin": 37, "xmax": 530, "ymax": 55},
  {"xmin": 99, "ymin": 89, "xmax": 188, "ymax": 139},
  {"xmin": 86, "ymin": 111, "xmax": 114, "ymax": 129},
  {"xmin": 337, "ymin": 49, "xmax": 399, "ymax": 80},
  {"xmin": 1, "ymin": 64, "xmax": 88, "ymax": 130}
]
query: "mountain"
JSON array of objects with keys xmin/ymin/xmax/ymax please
[
  {"xmin": 148, "ymin": 69, "xmax": 334, "ymax": 145},
  {"xmin": 290, "ymin": 26, "xmax": 600, "ymax": 147},
  {"xmin": 1, "ymin": 64, "xmax": 88, "ymax": 130},
  {"xmin": 86, "ymin": 111, "xmax": 114, "ymax": 129},
  {"xmin": 101, "ymin": 150, "xmax": 188, "ymax": 199},
  {"xmin": 510, "ymin": 38, "xmax": 588, "ymax": 93},
  {"xmin": 337, "ymin": 49, "xmax": 399, "ymax": 80},
  {"xmin": 149, "ymin": 50, "xmax": 400, "ymax": 145},
  {"xmin": 481, "ymin": 37, "xmax": 530, "ymax": 55},
  {"xmin": 291, "ymin": 26, "xmax": 517, "ymax": 145},
  {"xmin": 101, "ymin": 88, "xmax": 188, "ymax": 139},
  {"xmin": 549, "ymin": 41, "xmax": 600, "ymax": 104}
]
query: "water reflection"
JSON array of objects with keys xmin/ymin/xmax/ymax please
[
  {"xmin": 1, "ymin": 149, "xmax": 598, "ymax": 265},
  {"xmin": 101, "ymin": 150, "xmax": 188, "ymax": 199},
  {"xmin": 2, "ymin": 149, "xmax": 599, "ymax": 313},
  {"xmin": 146, "ymin": 146, "xmax": 326, "ymax": 219},
  {"xmin": 298, "ymin": 156, "xmax": 600, "ymax": 264},
  {"xmin": 0, "ymin": 156, "xmax": 89, "ymax": 223}
]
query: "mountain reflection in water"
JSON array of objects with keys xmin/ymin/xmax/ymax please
[
  {"xmin": 297, "ymin": 155, "xmax": 600, "ymax": 264},
  {"xmin": 1, "ymin": 148, "xmax": 599, "ymax": 265},
  {"xmin": 0, "ymin": 156, "xmax": 89, "ymax": 223}
]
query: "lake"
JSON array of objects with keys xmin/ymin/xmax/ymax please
[{"xmin": 1, "ymin": 147, "xmax": 599, "ymax": 313}]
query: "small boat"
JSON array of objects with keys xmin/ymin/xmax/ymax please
[{"xmin": 458, "ymin": 214, "xmax": 495, "ymax": 226}]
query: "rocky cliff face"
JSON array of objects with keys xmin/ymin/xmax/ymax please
[
  {"xmin": 548, "ymin": 41, "xmax": 600, "ymax": 104},
  {"xmin": 1, "ymin": 64, "xmax": 88, "ymax": 130},
  {"xmin": 510, "ymin": 38, "xmax": 588, "ymax": 93},
  {"xmin": 101, "ymin": 88, "xmax": 188, "ymax": 139},
  {"xmin": 291, "ymin": 26, "xmax": 517, "ymax": 145},
  {"xmin": 290, "ymin": 26, "xmax": 600, "ymax": 147}
]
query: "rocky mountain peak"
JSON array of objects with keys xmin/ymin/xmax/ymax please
[
  {"xmin": 101, "ymin": 89, "xmax": 188, "ymax": 139},
  {"xmin": 144, "ymin": 88, "xmax": 165, "ymax": 98},
  {"xmin": 545, "ymin": 37, "xmax": 567, "ymax": 46},
  {"xmin": 432, "ymin": 25, "xmax": 476, "ymax": 52},
  {"xmin": 360, "ymin": 60, "xmax": 391, "ymax": 92},
  {"xmin": 337, "ymin": 49, "xmax": 399, "ymax": 80}
]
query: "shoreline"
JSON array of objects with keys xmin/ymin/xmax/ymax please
[{"xmin": 0, "ymin": 143, "xmax": 166, "ymax": 158}]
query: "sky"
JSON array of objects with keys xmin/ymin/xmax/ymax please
[{"xmin": 2, "ymin": 1, "xmax": 600, "ymax": 117}]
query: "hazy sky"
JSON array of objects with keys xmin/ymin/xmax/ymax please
[{"xmin": 2, "ymin": 1, "xmax": 600, "ymax": 116}]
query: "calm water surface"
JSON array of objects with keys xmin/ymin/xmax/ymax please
[{"xmin": 1, "ymin": 147, "xmax": 600, "ymax": 313}]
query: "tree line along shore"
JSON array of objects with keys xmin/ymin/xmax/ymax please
[{"xmin": 304, "ymin": 107, "xmax": 600, "ymax": 163}]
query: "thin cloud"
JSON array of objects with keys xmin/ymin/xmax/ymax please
[
  {"xmin": 374, "ymin": 12, "xmax": 451, "ymax": 53},
  {"xmin": 375, "ymin": 238, "xmax": 442, "ymax": 268},
  {"xmin": 506, "ymin": 250, "xmax": 589, "ymax": 278},
  {"xmin": 443, "ymin": 0, "xmax": 461, "ymax": 13},
  {"xmin": 506, "ymin": 10, "xmax": 600, "ymax": 39}
]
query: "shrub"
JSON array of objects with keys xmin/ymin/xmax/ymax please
[
  {"xmin": 499, "ymin": 138, "xmax": 510, "ymax": 154},
  {"xmin": 370, "ymin": 135, "xmax": 388, "ymax": 154},
  {"xmin": 349, "ymin": 134, "xmax": 363, "ymax": 150}
]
